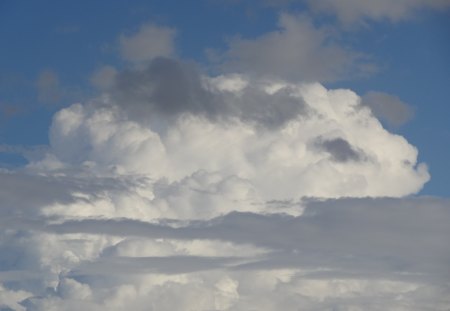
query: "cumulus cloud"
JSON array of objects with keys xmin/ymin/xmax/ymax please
[
  {"xmin": 119, "ymin": 24, "xmax": 176, "ymax": 65},
  {"xmin": 215, "ymin": 14, "xmax": 368, "ymax": 82},
  {"xmin": 1, "ymin": 57, "xmax": 443, "ymax": 310},
  {"xmin": 361, "ymin": 91, "xmax": 414, "ymax": 127},
  {"xmin": 30, "ymin": 72, "xmax": 429, "ymax": 200}
]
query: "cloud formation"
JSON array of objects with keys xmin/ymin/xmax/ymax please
[
  {"xmin": 119, "ymin": 24, "xmax": 176, "ymax": 66},
  {"xmin": 361, "ymin": 91, "xmax": 414, "ymax": 127},
  {"xmin": 305, "ymin": 0, "xmax": 450, "ymax": 24},
  {"xmin": 1, "ymin": 181, "xmax": 449, "ymax": 310},
  {"xmin": 215, "ymin": 14, "xmax": 369, "ymax": 82},
  {"xmin": 31, "ymin": 71, "xmax": 429, "ymax": 201},
  {"xmin": 0, "ymin": 30, "xmax": 443, "ymax": 309},
  {"xmin": 314, "ymin": 137, "xmax": 365, "ymax": 162},
  {"xmin": 90, "ymin": 65, "xmax": 118, "ymax": 91},
  {"xmin": 257, "ymin": 0, "xmax": 450, "ymax": 24}
]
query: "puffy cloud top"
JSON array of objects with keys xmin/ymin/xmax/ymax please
[{"xmin": 33, "ymin": 72, "xmax": 428, "ymax": 204}]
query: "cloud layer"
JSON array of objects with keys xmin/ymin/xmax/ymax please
[{"xmin": 1, "ymin": 177, "xmax": 449, "ymax": 310}]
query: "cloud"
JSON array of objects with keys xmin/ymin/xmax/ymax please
[
  {"xmin": 0, "ymin": 144, "xmax": 47, "ymax": 162},
  {"xmin": 111, "ymin": 57, "xmax": 307, "ymax": 127},
  {"xmin": 23, "ymin": 196, "xmax": 448, "ymax": 275},
  {"xmin": 34, "ymin": 70, "xmax": 82, "ymax": 107},
  {"xmin": 214, "ymin": 13, "xmax": 371, "ymax": 82},
  {"xmin": 1, "ymin": 183, "xmax": 449, "ymax": 310},
  {"xmin": 361, "ymin": 91, "xmax": 414, "ymax": 127},
  {"xmin": 36, "ymin": 69, "xmax": 62, "ymax": 105},
  {"xmin": 247, "ymin": 0, "xmax": 450, "ymax": 24},
  {"xmin": 119, "ymin": 24, "xmax": 176, "ymax": 65},
  {"xmin": 31, "ymin": 73, "xmax": 429, "ymax": 200},
  {"xmin": 90, "ymin": 65, "xmax": 118, "ymax": 91},
  {"xmin": 314, "ymin": 137, "xmax": 365, "ymax": 162},
  {"xmin": 112, "ymin": 58, "xmax": 221, "ymax": 122},
  {"xmin": 305, "ymin": 0, "xmax": 450, "ymax": 24},
  {"xmin": 0, "ymin": 46, "xmax": 443, "ymax": 309}
]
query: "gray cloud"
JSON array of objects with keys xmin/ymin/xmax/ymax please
[
  {"xmin": 214, "ymin": 13, "xmax": 370, "ymax": 82},
  {"xmin": 112, "ymin": 57, "xmax": 307, "ymax": 127},
  {"xmin": 15, "ymin": 197, "xmax": 449, "ymax": 283},
  {"xmin": 89, "ymin": 66, "xmax": 118, "ymax": 91},
  {"xmin": 228, "ymin": 85, "xmax": 309, "ymax": 127},
  {"xmin": 119, "ymin": 24, "xmax": 176, "ymax": 65},
  {"xmin": 35, "ymin": 70, "xmax": 62, "ymax": 105},
  {"xmin": 69, "ymin": 256, "xmax": 246, "ymax": 276},
  {"xmin": 304, "ymin": 0, "xmax": 450, "ymax": 24},
  {"xmin": 35, "ymin": 69, "xmax": 84, "ymax": 107},
  {"xmin": 113, "ymin": 57, "xmax": 221, "ymax": 120},
  {"xmin": 0, "ymin": 171, "xmax": 144, "ymax": 217},
  {"xmin": 361, "ymin": 91, "xmax": 414, "ymax": 127},
  {"xmin": 236, "ymin": 0, "xmax": 450, "ymax": 24},
  {"xmin": 314, "ymin": 137, "xmax": 364, "ymax": 162}
]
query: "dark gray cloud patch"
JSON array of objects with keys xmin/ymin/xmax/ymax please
[
  {"xmin": 113, "ymin": 57, "xmax": 222, "ymax": 120},
  {"xmin": 314, "ymin": 137, "xmax": 364, "ymax": 162},
  {"xmin": 227, "ymin": 86, "xmax": 308, "ymax": 127},
  {"xmin": 111, "ymin": 57, "xmax": 306, "ymax": 127}
]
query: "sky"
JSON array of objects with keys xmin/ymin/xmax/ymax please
[{"xmin": 0, "ymin": 0, "xmax": 449, "ymax": 310}]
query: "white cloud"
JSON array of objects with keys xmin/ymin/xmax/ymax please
[
  {"xmin": 1, "ymin": 193, "xmax": 450, "ymax": 310},
  {"xmin": 33, "ymin": 74, "xmax": 428, "ymax": 201},
  {"xmin": 119, "ymin": 24, "xmax": 176, "ymax": 65}
]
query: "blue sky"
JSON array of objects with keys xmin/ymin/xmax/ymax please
[
  {"xmin": 1, "ymin": 2, "xmax": 450, "ymax": 309},
  {"xmin": 1, "ymin": 0, "xmax": 449, "ymax": 194}
]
